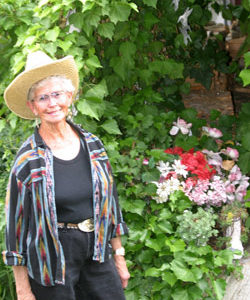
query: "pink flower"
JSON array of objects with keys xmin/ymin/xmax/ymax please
[
  {"xmin": 143, "ymin": 159, "xmax": 149, "ymax": 165},
  {"xmin": 228, "ymin": 165, "xmax": 242, "ymax": 183},
  {"xmin": 202, "ymin": 126, "xmax": 223, "ymax": 138},
  {"xmin": 170, "ymin": 118, "xmax": 192, "ymax": 135},
  {"xmin": 221, "ymin": 147, "xmax": 239, "ymax": 161},
  {"xmin": 225, "ymin": 182, "xmax": 236, "ymax": 194},
  {"xmin": 202, "ymin": 150, "xmax": 222, "ymax": 166}
]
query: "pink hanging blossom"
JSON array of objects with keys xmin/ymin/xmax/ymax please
[
  {"xmin": 170, "ymin": 118, "xmax": 192, "ymax": 135},
  {"xmin": 202, "ymin": 126, "xmax": 223, "ymax": 138},
  {"xmin": 221, "ymin": 147, "xmax": 239, "ymax": 161}
]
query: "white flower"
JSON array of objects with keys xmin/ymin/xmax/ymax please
[
  {"xmin": 154, "ymin": 177, "xmax": 182, "ymax": 203},
  {"xmin": 157, "ymin": 161, "xmax": 172, "ymax": 177},
  {"xmin": 172, "ymin": 159, "xmax": 188, "ymax": 177},
  {"xmin": 170, "ymin": 118, "xmax": 192, "ymax": 136},
  {"xmin": 154, "ymin": 181, "xmax": 171, "ymax": 203}
]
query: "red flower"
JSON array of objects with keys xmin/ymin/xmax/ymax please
[
  {"xmin": 180, "ymin": 151, "xmax": 216, "ymax": 180},
  {"xmin": 165, "ymin": 146, "xmax": 184, "ymax": 155}
]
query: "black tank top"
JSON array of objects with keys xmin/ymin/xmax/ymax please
[{"xmin": 53, "ymin": 143, "xmax": 93, "ymax": 223}]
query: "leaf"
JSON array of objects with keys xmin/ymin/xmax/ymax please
[
  {"xmin": 171, "ymin": 288, "xmax": 189, "ymax": 300},
  {"xmin": 85, "ymin": 80, "xmax": 108, "ymax": 101},
  {"xmin": 110, "ymin": 2, "xmax": 131, "ymax": 24},
  {"xmin": 243, "ymin": 51, "xmax": 250, "ymax": 67},
  {"xmin": 86, "ymin": 55, "xmax": 102, "ymax": 69},
  {"xmin": 57, "ymin": 40, "xmax": 72, "ymax": 52},
  {"xmin": 38, "ymin": 0, "xmax": 50, "ymax": 7},
  {"xmin": 188, "ymin": 285, "xmax": 203, "ymax": 300},
  {"xmin": 122, "ymin": 199, "xmax": 146, "ymax": 215},
  {"xmin": 212, "ymin": 279, "xmax": 226, "ymax": 300},
  {"xmin": 145, "ymin": 235, "xmax": 166, "ymax": 251},
  {"xmin": 69, "ymin": 12, "xmax": 83, "ymax": 29},
  {"xmin": 145, "ymin": 267, "xmax": 161, "ymax": 277},
  {"xmin": 238, "ymin": 152, "xmax": 250, "ymax": 174},
  {"xmin": 242, "ymin": 131, "xmax": 250, "ymax": 150},
  {"xmin": 165, "ymin": 238, "xmax": 186, "ymax": 253},
  {"xmin": 161, "ymin": 271, "xmax": 177, "ymax": 287},
  {"xmin": 149, "ymin": 59, "xmax": 184, "ymax": 79},
  {"xmin": 142, "ymin": 0, "xmax": 158, "ymax": 8},
  {"xmin": 141, "ymin": 169, "xmax": 160, "ymax": 182},
  {"xmin": 45, "ymin": 27, "xmax": 60, "ymax": 42},
  {"xmin": 239, "ymin": 69, "xmax": 250, "ymax": 86},
  {"xmin": 77, "ymin": 99, "xmax": 101, "ymax": 120},
  {"xmin": 101, "ymin": 119, "xmax": 122, "ymax": 135},
  {"xmin": 171, "ymin": 260, "xmax": 197, "ymax": 282},
  {"xmin": 0, "ymin": 120, "xmax": 5, "ymax": 133},
  {"xmin": 110, "ymin": 56, "xmax": 127, "ymax": 81},
  {"xmin": 242, "ymin": 0, "xmax": 250, "ymax": 11},
  {"xmin": 98, "ymin": 22, "xmax": 115, "ymax": 40},
  {"xmin": 157, "ymin": 220, "xmax": 174, "ymax": 234},
  {"xmin": 120, "ymin": 41, "xmax": 137, "ymax": 60}
]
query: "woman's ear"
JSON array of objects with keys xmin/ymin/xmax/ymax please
[
  {"xmin": 26, "ymin": 101, "xmax": 38, "ymax": 116},
  {"xmin": 66, "ymin": 91, "xmax": 74, "ymax": 106}
]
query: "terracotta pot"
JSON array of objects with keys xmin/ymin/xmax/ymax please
[{"xmin": 227, "ymin": 36, "xmax": 246, "ymax": 59}]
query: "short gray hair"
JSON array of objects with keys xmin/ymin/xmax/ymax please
[{"xmin": 28, "ymin": 75, "xmax": 75, "ymax": 101}]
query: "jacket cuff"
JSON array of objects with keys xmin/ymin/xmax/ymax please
[
  {"xmin": 2, "ymin": 251, "xmax": 26, "ymax": 266},
  {"xmin": 112, "ymin": 222, "xmax": 129, "ymax": 238}
]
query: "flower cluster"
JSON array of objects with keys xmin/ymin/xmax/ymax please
[{"xmin": 153, "ymin": 146, "xmax": 249, "ymax": 207}]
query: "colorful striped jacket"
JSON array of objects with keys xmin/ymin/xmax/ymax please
[{"xmin": 2, "ymin": 121, "xmax": 128, "ymax": 286}]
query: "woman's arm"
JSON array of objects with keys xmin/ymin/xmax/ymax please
[
  {"xmin": 110, "ymin": 237, "xmax": 130, "ymax": 288},
  {"xmin": 12, "ymin": 266, "xmax": 36, "ymax": 300}
]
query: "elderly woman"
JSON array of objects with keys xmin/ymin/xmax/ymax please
[{"xmin": 3, "ymin": 51, "xmax": 130, "ymax": 300}]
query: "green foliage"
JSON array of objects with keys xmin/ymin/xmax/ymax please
[
  {"xmin": 176, "ymin": 208, "xmax": 218, "ymax": 246},
  {"xmin": 239, "ymin": 51, "xmax": 250, "ymax": 86}
]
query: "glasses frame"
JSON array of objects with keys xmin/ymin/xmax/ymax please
[{"xmin": 32, "ymin": 90, "xmax": 67, "ymax": 104}]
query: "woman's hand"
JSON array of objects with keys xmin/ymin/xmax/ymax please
[
  {"xmin": 113, "ymin": 254, "xmax": 130, "ymax": 288},
  {"xmin": 13, "ymin": 266, "xmax": 36, "ymax": 300},
  {"xmin": 17, "ymin": 290, "xmax": 36, "ymax": 300}
]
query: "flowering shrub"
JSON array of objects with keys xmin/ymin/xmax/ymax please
[
  {"xmin": 176, "ymin": 208, "xmax": 218, "ymax": 246},
  {"xmin": 154, "ymin": 119, "xmax": 249, "ymax": 209}
]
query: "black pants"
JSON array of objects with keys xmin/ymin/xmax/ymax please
[{"xmin": 29, "ymin": 228, "xmax": 126, "ymax": 300}]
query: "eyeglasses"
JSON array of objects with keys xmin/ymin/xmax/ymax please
[{"xmin": 32, "ymin": 91, "xmax": 67, "ymax": 104}]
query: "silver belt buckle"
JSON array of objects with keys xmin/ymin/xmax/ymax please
[{"xmin": 78, "ymin": 218, "xmax": 94, "ymax": 232}]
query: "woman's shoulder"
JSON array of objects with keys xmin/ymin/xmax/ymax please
[
  {"xmin": 13, "ymin": 133, "xmax": 37, "ymax": 164},
  {"xmin": 70, "ymin": 121, "xmax": 102, "ymax": 145}
]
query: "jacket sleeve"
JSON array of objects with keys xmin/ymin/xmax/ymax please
[
  {"xmin": 111, "ymin": 181, "xmax": 129, "ymax": 238},
  {"xmin": 2, "ymin": 170, "xmax": 29, "ymax": 266}
]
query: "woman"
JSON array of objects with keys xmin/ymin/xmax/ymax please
[{"xmin": 3, "ymin": 51, "xmax": 130, "ymax": 300}]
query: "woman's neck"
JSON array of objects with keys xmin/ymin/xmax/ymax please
[
  {"xmin": 38, "ymin": 119, "xmax": 81, "ymax": 160},
  {"xmin": 39, "ymin": 119, "xmax": 70, "ymax": 142}
]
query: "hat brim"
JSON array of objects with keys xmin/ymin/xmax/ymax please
[{"xmin": 4, "ymin": 56, "xmax": 79, "ymax": 119}]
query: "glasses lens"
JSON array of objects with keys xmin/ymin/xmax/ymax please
[
  {"xmin": 38, "ymin": 94, "xmax": 49, "ymax": 102},
  {"xmin": 35, "ymin": 91, "xmax": 65, "ymax": 103},
  {"xmin": 51, "ymin": 91, "xmax": 64, "ymax": 99}
]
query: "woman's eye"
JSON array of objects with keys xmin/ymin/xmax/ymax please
[
  {"xmin": 39, "ymin": 95, "xmax": 47, "ymax": 101},
  {"xmin": 52, "ymin": 92, "xmax": 61, "ymax": 98}
]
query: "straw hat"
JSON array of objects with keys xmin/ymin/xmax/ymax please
[{"xmin": 4, "ymin": 51, "xmax": 79, "ymax": 119}]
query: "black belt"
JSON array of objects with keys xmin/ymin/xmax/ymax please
[{"xmin": 57, "ymin": 218, "xmax": 94, "ymax": 232}]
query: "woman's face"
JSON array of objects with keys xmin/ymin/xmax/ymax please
[{"xmin": 27, "ymin": 80, "xmax": 72, "ymax": 125}]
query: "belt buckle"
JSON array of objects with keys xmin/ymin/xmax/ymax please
[{"xmin": 78, "ymin": 219, "xmax": 94, "ymax": 232}]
